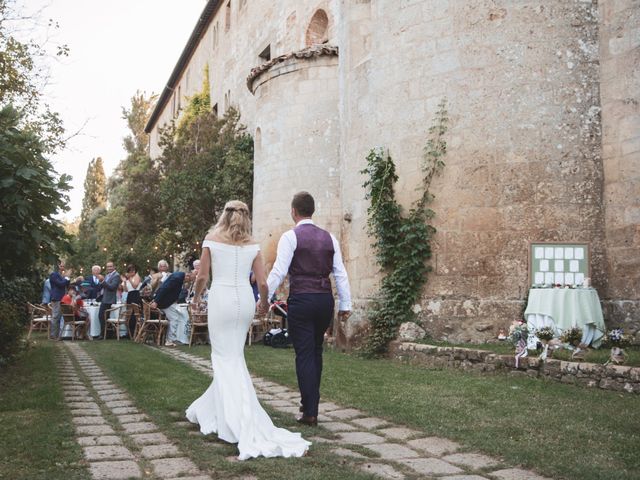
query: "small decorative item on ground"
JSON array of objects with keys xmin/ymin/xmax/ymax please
[
  {"xmin": 535, "ymin": 326, "xmax": 555, "ymax": 361},
  {"xmin": 497, "ymin": 328, "xmax": 507, "ymax": 340},
  {"xmin": 561, "ymin": 326, "xmax": 585, "ymax": 359},
  {"xmin": 509, "ymin": 320, "xmax": 528, "ymax": 367},
  {"xmin": 602, "ymin": 328, "xmax": 630, "ymax": 365}
]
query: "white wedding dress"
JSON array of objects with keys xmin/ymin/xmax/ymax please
[{"xmin": 186, "ymin": 240, "xmax": 310, "ymax": 460}]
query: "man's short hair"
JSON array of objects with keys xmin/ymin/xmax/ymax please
[
  {"xmin": 158, "ymin": 260, "xmax": 169, "ymax": 269},
  {"xmin": 91, "ymin": 265, "xmax": 101, "ymax": 273},
  {"xmin": 291, "ymin": 191, "xmax": 315, "ymax": 217}
]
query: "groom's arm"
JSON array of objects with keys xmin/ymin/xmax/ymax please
[{"xmin": 267, "ymin": 231, "xmax": 297, "ymax": 300}]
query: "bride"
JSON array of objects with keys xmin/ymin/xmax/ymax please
[{"xmin": 186, "ymin": 200, "xmax": 310, "ymax": 460}]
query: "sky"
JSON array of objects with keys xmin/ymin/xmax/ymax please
[{"xmin": 22, "ymin": 0, "xmax": 207, "ymax": 221}]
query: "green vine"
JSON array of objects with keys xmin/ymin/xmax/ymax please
[{"xmin": 362, "ymin": 99, "xmax": 448, "ymax": 355}]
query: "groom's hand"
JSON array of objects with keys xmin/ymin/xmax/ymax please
[{"xmin": 338, "ymin": 310, "xmax": 351, "ymax": 321}]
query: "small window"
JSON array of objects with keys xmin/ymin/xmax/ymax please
[
  {"xmin": 212, "ymin": 103, "xmax": 218, "ymax": 118},
  {"xmin": 306, "ymin": 9, "xmax": 329, "ymax": 46},
  {"xmin": 225, "ymin": 1, "xmax": 231, "ymax": 31},
  {"xmin": 177, "ymin": 85, "xmax": 182, "ymax": 111},
  {"xmin": 258, "ymin": 44, "xmax": 271, "ymax": 62}
]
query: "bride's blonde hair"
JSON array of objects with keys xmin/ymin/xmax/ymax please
[{"xmin": 211, "ymin": 200, "xmax": 252, "ymax": 244}]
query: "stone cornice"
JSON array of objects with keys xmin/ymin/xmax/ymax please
[{"xmin": 247, "ymin": 44, "xmax": 339, "ymax": 94}]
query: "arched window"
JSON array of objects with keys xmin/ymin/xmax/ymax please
[
  {"xmin": 255, "ymin": 127, "xmax": 262, "ymax": 157},
  {"xmin": 305, "ymin": 9, "xmax": 329, "ymax": 46}
]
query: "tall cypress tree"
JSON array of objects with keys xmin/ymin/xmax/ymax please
[{"xmin": 79, "ymin": 157, "xmax": 107, "ymax": 234}]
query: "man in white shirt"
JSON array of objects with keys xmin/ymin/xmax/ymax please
[{"xmin": 267, "ymin": 191, "xmax": 351, "ymax": 426}]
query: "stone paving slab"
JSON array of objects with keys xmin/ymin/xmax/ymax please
[
  {"xmin": 78, "ymin": 435, "xmax": 123, "ymax": 446},
  {"xmin": 101, "ymin": 394, "xmax": 129, "ymax": 402},
  {"xmin": 166, "ymin": 476, "xmax": 212, "ymax": 480},
  {"xmin": 89, "ymin": 460, "xmax": 141, "ymax": 479},
  {"xmin": 93, "ymin": 388, "xmax": 123, "ymax": 394},
  {"xmin": 122, "ymin": 422, "xmax": 158, "ymax": 434},
  {"xmin": 337, "ymin": 431, "xmax": 386, "ymax": 445},
  {"xmin": 116, "ymin": 414, "xmax": 148, "ymax": 424},
  {"xmin": 318, "ymin": 401, "xmax": 342, "ymax": 412},
  {"xmin": 275, "ymin": 406, "xmax": 302, "ymax": 415},
  {"xmin": 378, "ymin": 427, "xmax": 421, "ymax": 440},
  {"xmin": 264, "ymin": 399, "xmax": 295, "ymax": 407},
  {"xmin": 73, "ymin": 416, "xmax": 108, "ymax": 425},
  {"xmin": 65, "ymin": 394, "xmax": 94, "ymax": 402},
  {"xmin": 112, "ymin": 406, "xmax": 139, "ymax": 415},
  {"xmin": 130, "ymin": 432, "xmax": 171, "ymax": 445},
  {"xmin": 84, "ymin": 445, "xmax": 134, "ymax": 461},
  {"xmin": 331, "ymin": 447, "xmax": 367, "ymax": 459},
  {"xmin": 443, "ymin": 476, "xmax": 490, "ymax": 480},
  {"xmin": 104, "ymin": 400, "xmax": 134, "ymax": 408},
  {"xmin": 359, "ymin": 462, "xmax": 406, "ymax": 479},
  {"xmin": 399, "ymin": 458, "xmax": 464, "ymax": 476},
  {"xmin": 488, "ymin": 469, "xmax": 552, "ymax": 480},
  {"xmin": 352, "ymin": 417, "xmax": 390, "ymax": 429},
  {"xmin": 407, "ymin": 437, "xmax": 461, "ymax": 456},
  {"xmin": 76, "ymin": 425, "xmax": 116, "ymax": 436},
  {"xmin": 327, "ymin": 408, "xmax": 364, "ymax": 420},
  {"xmin": 443, "ymin": 453, "xmax": 501, "ymax": 470},
  {"xmin": 150, "ymin": 457, "xmax": 199, "ymax": 477},
  {"xmin": 140, "ymin": 443, "xmax": 181, "ymax": 459},
  {"xmin": 321, "ymin": 421, "xmax": 358, "ymax": 432},
  {"xmin": 364, "ymin": 443, "xmax": 420, "ymax": 459},
  {"xmin": 71, "ymin": 408, "xmax": 102, "ymax": 416}
]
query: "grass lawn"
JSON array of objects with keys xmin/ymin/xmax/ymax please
[
  {"xmin": 82, "ymin": 341, "xmax": 376, "ymax": 480},
  {"xmin": 0, "ymin": 339, "xmax": 88, "ymax": 480},
  {"xmin": 182, "ymin": 344, "xmax": 640, "ymax": 480}
]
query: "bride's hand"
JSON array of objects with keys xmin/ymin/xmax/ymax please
[{"xmin": 256, "ymin": 299, "xmax": 268, "ymax": 315}]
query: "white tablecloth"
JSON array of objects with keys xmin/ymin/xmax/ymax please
[
  {"xmin": 164, "ymin": 303, "xmax": 190, "ymax": 344},
  {"xmin": 82, "ymin": 303, "xmax": 127, "ymax": 338}
]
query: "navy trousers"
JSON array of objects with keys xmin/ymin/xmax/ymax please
[{"xmin": 287, "ymin": 293, "xmax": 334, "ymax": 418}]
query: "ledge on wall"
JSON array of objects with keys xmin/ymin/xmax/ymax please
[
  {"xmin": 389, "ymin": 341, "xmax": 640, "ymax": 395},
  {"xmin": 246, "ymin": 44, "xmax": 339, "ymax": 94}
]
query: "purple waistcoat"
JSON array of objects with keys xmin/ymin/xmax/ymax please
[{"xmin": 288, "ymin": 223, "xmax": 335, "ymax": 295}]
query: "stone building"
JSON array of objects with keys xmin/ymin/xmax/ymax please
[{"xmin": 145, "ymin": 1, "xmax": 640, "ymax": 346}]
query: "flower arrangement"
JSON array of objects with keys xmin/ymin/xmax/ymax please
[
  {"xmin": 509, "ymin": 320, "xmax": 529, "ymax": 367},
  {"xmin": 508, "ymin": 320, "xmax": 528, "ymax": 346},
  {"xmin": 535, "ymin": 326, "xmax": 555, "ymax": 342},
  {"xmin": 602, "ymin": 328, "xmax": 631, "ymax": 348},
  {"xmin": 602, "ymin": 328, "xmax": 630, "ymax": 365},
  {"xmin": 560, "ymin": 326, "xmax": 583, "ymax": 346}
]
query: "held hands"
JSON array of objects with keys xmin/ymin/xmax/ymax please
[{"xmin": 256, "ymin": 299, "xmax": 269, "ymax": 315}]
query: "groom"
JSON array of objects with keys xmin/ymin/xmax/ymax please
[{"xmin": 267, "ymin": 191, "xmax": 351, "ymax": 426}]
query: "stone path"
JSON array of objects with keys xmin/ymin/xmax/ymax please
[
  {"xmin": 157, "ymin": 347, "xmax": 552, "ymax": 480},
  {"xmin": 57, "ymin": 343, "xmax": 212, "ymax": 480}
]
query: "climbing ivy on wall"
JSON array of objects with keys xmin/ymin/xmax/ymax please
[{"xmin": 361, "ymin": 99, "xmax": 448, "ymax": 355}]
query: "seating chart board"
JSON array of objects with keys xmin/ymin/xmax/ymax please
[{"xmin": 529, "ymin": 243, "xmax": 589, "ymax": 286}]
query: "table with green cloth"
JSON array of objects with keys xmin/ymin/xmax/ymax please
[{"xmin": 524, "ymin": 288, "xmax": 605, "ymax": 348}]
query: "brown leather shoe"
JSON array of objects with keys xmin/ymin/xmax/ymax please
[{"xmin": 296, "ymin": 415, "xmax": 318, "ymax": 427}]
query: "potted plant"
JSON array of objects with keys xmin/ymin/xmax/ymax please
[
  {"xmin": 602, "ymin": 328, "xmax": 630, "ymax": 365},
  {"xmin": 535, "ymin": 326, "xmax": 555, "ymax": 361}
]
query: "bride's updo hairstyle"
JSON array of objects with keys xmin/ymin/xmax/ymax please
[{"xmin": 211, "ymin": 200, "xmax": 252, "ymax": 244}]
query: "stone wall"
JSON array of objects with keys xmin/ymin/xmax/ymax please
[
  {"xmin": 599, "ymin": 0, "xmax": 640, "ymax": 340},
  {"xmin": 390, "ymin": 341, "xmax": 640, "ymax": 394},
  {"xmin": 337, "ymin": 0, "xmax": 606, "ymax": 345}
]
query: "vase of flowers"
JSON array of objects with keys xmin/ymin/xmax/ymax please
[
  {"xmin": 509, "ymin": 320, "xmax": 529, "ymax": 367},
  {"xmin": 561, "ymin": 326, "xmax": 585, "ymax": 359},
  {"xmin": 535, "ymin": 326, "xmax": 555, "ymax": 361},
  {"xmin": 602, "ymin": 328, "xmax": 630, "ymax": 365}
]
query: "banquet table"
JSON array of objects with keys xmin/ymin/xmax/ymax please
[
  {"xmin": 169, "ymin": 303, "xmax": 191, "ymax": 345},
  {"xmin": 524, "ymin": 288, "xmax": 605, "ymax": 348},
  {"xmin": 64, "ymin": 303, "xmax": 127, "ymax": 338}
]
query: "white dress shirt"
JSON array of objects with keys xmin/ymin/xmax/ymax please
[{"xmin": 267, "ymin": 219, "xmax": 352, "ymax": 311}]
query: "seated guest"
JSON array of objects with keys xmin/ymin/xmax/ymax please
[
  {"xmin": 178, "ymin": 271, "xmax": 193, "ymax": 304},
  {"xmin": 85, "ymin": 265, "xmax": 103, "ymax": 300},
  {"xmin": 60, "ymin": 285, "xmax": 93, "ymax": 340},
  {"xmin": 158, "ymin": 260, "xmax": 170, "ymax": 284},
  {"xmin": 151, "ymin": 271, "xmax": 185, "ymax": 347}
]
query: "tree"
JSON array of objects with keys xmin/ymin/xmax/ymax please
[
  {"xmin": 0, "ymin": 105, "xmax": 71, "ymax": 277},
  {"xmin": 79, "ymin": 157, "xmax": 107, "ymax": 231},
  {"xmin": 0, "ymin": 0, "xmax": 68, "ymax": 153}
]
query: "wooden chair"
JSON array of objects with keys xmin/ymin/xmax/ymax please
[
  {"xmin": 137, "ymin": 301, "xmax": 167, "ymax": 345},
  {"xmin": 104, "ymin": 304, "xmax": 131, "ymax": 341},
  {"xmin": 188, "ymin": 304, "xmax": 209, "ymax": 347},
  {"xmin": 129, "ymin": 303, "xmax": 144, "ymax": 340},
  {"xmin": 27, "ymin": 302, "xmax": 50, "ymax": 339},
  {"xmin": 60, "ymin": 303, "xmax": 87, "ymax": 341}
]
